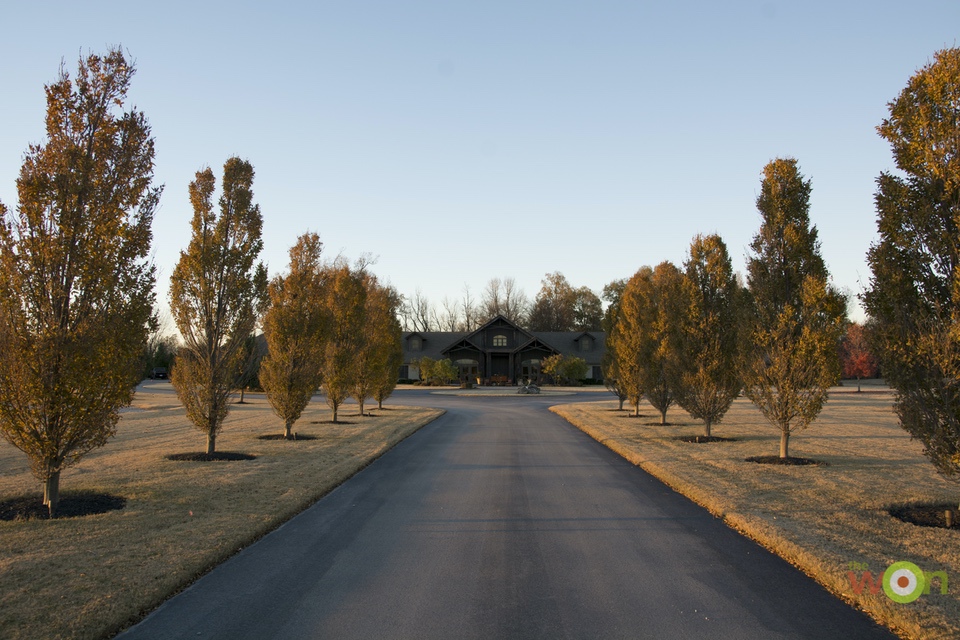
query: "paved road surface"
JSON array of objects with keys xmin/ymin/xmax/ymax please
[{"xmin": 118, "ymin": 390, "xmax": 894, "ymax": 639}]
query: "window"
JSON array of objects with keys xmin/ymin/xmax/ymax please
[
  {"xmin": 409, "ymin": 337, "xmax": 421, "ymax": 351},
  {"xmin": 580, "ymin": 336, "xmax": 593, "ymax": 351},
  {"xmin": 492, "ymin": 334, "xmax": 507, "ymax": 347}
]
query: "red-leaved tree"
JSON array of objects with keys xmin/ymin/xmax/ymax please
[{"xmin": 840, "ymin": 323, "xmax": 879, "ymax": 392}]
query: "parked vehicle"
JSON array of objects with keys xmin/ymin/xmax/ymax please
[{"xmin": 149, "ymin": 367, "xmax": 168, "ymax": 380}]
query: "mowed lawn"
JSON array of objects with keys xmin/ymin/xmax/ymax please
[
  {"xmin": 552, "ymin": 380, "xmax": 960, "ymax": 640},
  {"xmin": 0, "ymin": 381, "xmax": 442, "ymax": 640}
]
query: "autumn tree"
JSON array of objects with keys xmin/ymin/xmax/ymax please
[
  {"xmin": 417, "ymin": 357, "xmax": 457, "ymax": 385},
  {"xmin": 675, "ymin": 234, "xmax": 745, "ymax": 437},
  {"xmin": 169, "ymin": 158, "xmax": 269, "ymax": 454},
  {"xmin": 609, "ymin": 268, "xmax": 652, "ymax": 416},
  {"xmin": 744, "ymin": 158, "xmax": 846, "ymax": 459},
  {"xmin": 640, "ymin": 262, "xmax": 685, "ymax": 424},
  {"xmin": 259, "ymin": 233, "xmax": 327, "ymax": 439},
  {"xmin": 373, "ymin": 315, "xmax": 404, "ymax": 410},
  {"xmin": 542, "ymin": 354, "xmax": 588, "ymax": 385},
  {"xmin": 572, "ymin": 286, "xmax": 603, "ymax": 331},
  {"xmin": 319, "ymin": 262, "xmax": 366, "ymax": 422},
  {"xmin": 862, "ymin": 48, "xmax": 960, "ymax": 482},
  {"xmin": 839, "ymin": 322, "xmax": 878, "ymax": 392},
  {"xmin": 528, "ymin": 272, "xmax": 576, "ymax": 331},
  {"xmin": 601, "ymin": 279, "xmax": 629, "ymax": 409},
  {"xmin": 352, "ymin": 276, "xmax": 403, "ymax": 416},
  {"xmin": 0, "ymin": 49, "xmax": 160, "ymax": 517}
]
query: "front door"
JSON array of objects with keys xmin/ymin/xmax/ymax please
[{"xmin": 490, "ymin": 354, "xmax": 510, "ymax": 381}]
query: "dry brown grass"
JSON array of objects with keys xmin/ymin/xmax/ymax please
[
  {"xmin": 0, "ymin": 381, "xmax": 442, "ymax": 640},
  {"xmin": 552, "ymin": 379, "xmax": 960, "ymax": 640}
]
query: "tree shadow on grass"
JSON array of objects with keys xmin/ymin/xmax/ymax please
[
  {"xmin": 165, "ymin": 452, "xmax": 256, "ymax": 461},
  {"xmin": 309, "ymin": 420, "xmax": 355, "ymax": 425},
  {"xmin": 0, "ymin": 491, "xmax": 126, "ymax": 521},
  {"xmin": 257, "ymin": 434, "xmax": 318, "ymax": 441}
]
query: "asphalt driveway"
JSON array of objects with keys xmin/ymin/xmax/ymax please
[{"xmin": 118, "ymin": 390, "xmax": 894, "ymax": 639}]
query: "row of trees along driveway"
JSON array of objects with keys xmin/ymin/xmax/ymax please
[
  {"xmin": 0, "ymin": 49, "xmax": 403, "ymax": 516},
  {"xmin": 1, "ymin": 46, "xmax": 958, "ymax": 515},
  {"xmin": 606, "ymin": 161, "xmax": 846, "ymax": 460}
]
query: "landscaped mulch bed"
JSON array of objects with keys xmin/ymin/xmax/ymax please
[
  {"xmin": 676, "ymin": 435, "xmax": 737, "ymax": 443},
  {"xmin": 744, "ymin": 454, "xmax": 826, "ymax": 466},
  {"xmin": 0, "ymin": 492, "xmax": 126, "ymax": 521},
  {"xmin": 164, "ymin": 452, "xmax": 257, "ymax": 462},
  {"xmin": 889, "ymin": 503, "xmax": 959, "ymax": 529}
]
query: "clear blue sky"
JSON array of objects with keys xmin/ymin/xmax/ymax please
[{"xmin": 1, "ymin": 1, "xmax": 958, "ymax": 324}]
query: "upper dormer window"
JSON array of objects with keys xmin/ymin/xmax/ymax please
[
  {"xmin": 409, "ymin": 337, "xmax": 421, "ymax": 351},
  {"xmin": 580, "ymin": 336, "xmax": 593, "ymax": 351},
  {"xmin": 492, "ymin": 334, "xmax": 507, "ymax": 347}
]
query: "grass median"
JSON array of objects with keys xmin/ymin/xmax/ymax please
[
  {"xmin": 0, "ymin": 381, "xmax": 443, "ymax": 640},
  {"xmin": 551, "ymin": 380, "xmax": 960, "ymax": 640}
]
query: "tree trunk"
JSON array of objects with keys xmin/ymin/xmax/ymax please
[
  {"xmin": 634, "ymin": 401, "xmax": 640, "ymax": 417},
  {"xmin": 358, "ymin": 398, "xmax": 365, "ymax": 417},
  {"xmin": 660, "ymin": 408, "xmax": 667, "ymax": 425},
  {"xmin": 206, "ymin": 432, "xmax": 216, "ymax": 455},
  {"xmin": 238, "ymin": 387, "xmax": 246, "ymax": 403},
  {"xmin": 618, "ymin": 396, "xmax": 625, "ymax": 411},
  {"xmin": 780, "ymin": 430, "xmax": 790, "ymax": 458},
  {"xmin": 43, "ymin": 471, "xmax": 61, "ymax": 518},
  {"xmin": 378, "ymin": 398, "xmax": 384, "ymax": 410},
  {"xmin": 284, "ymin": 420, "xmax": 293, "ymax": 439},
  {"xmin": 704, "ymin": 418, "xmax": 712, "ymax": 438},
  {"xmin": 856, "ymin": 377, "xmax": 862, "ymax": 393},
  {"xmin": 332, "ymin": 404, "xmax": 338, "ymax": 423}
]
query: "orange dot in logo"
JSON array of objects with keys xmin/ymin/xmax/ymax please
[{"xmin": 897, "ymin": 576, "xmax": 910, "ymax": 588}]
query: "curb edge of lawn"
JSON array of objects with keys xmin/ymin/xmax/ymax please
[
  {"xmin": 549, "ymin": 404, "xmax": 915, "ymax": 640},
  {"xmin": 110, "ymin": 407, "xmax": 446, "ymax": 638}
]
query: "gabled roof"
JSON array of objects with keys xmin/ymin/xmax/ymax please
[
  {"xmin": 514, "ymin": 335, "xmax": 561, "ymax": 356},
  {"xmin": 401, "ymin": 315, "xmax": 606, "ymax": 364},
  {"xmin": 471, "ymin": 314, "xmax": 535, "ymax": 340},
  {"xmin": 403, "ymin": 331, "xmax": 468, "ymax": 361},
  {"xmin": 441, "ymin": 336, "xmax": 483, "ymax": 356},
  {"xmin": 530, "ymin": 331, "xmax": 606, "ymax": 361}
]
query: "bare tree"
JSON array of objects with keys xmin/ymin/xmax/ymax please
[
  {"xmin": 482, "ymin": 277, "xmax": 528, "ymax": 325},
  {"xmin": 437, "ymin": 296, "xmax": 462, "ymax": 332},
  {"xmin": 501, "ymin": 277, "xmax": 529, "ymax": 325},
  {"xmin": 461, "ymin": 284, "xmax": 478, "ymax": 331},
  {"xmin": 482, "ymin": 277, "xmax": 504, "ymax": 321},
  {"xmin": 403, "ymin": 288, "xmax": 433, "ymax": 332}
]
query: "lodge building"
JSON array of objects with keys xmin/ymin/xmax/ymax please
[{"xmin": 401, "ymin": 315, "xmax": 606, "ymax": 384}]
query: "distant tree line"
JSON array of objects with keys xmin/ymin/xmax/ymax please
[{"xmin": 400, "ymin": 272, "xmax": 605, "ymax": 333}]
